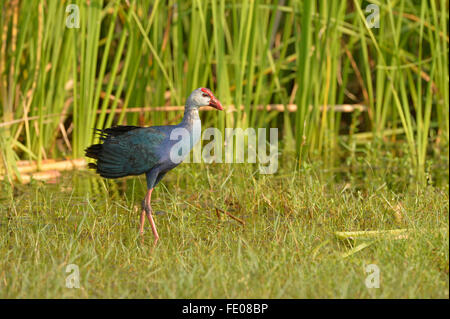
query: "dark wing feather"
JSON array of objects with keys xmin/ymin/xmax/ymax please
[{"xmin": 95, "ymin": 125, "xmax": 141, "ymax": 141}]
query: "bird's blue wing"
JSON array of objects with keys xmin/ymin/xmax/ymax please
[{"xmin": 88, "ymin": 126, "xmax": 167, "ymax": 178}]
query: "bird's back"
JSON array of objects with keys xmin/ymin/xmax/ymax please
[{"xmin": 86, "ymin": 125, "xmax": 168, "ymax": 178}]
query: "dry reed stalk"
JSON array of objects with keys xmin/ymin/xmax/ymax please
[
  {"xmin": 0, "ymin": 103, "xmax": 368, "ymax": 128},
  {"xmin": 0, "ymin": 170, "xmax": 61, "ymax": 184},
  {"xmin": 0, "ymin": 158, "xmax": 86, "ymax": 179}
]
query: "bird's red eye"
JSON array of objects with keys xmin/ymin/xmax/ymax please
[{"xmin": 202, "ymin": 93, "xmax": 208, "ymax": 97}]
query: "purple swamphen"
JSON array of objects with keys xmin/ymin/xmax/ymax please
[{"xmin": 85, "ymin": 88, "xmax": 223, "ymax": 244}]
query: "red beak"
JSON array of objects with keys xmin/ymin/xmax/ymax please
[
  {"xmin": 201, "ymin": 88, "xmax": 223, "ymax": 110},
  {"xmin": 209, "ymin": 96, "xmax": 223, "ymax": 110}
]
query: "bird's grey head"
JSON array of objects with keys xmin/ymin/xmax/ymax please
[{"xmin": 186, "ymin": 88, "xmax": 223, "ymax": 111}]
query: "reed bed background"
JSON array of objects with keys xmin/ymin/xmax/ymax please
[{"xmin": 0, "ymin": 0, "xmax": 448, "ymax": 183}]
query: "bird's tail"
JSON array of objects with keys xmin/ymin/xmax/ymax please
[
  {"xmin": 85, "ymin": 143, "xmax": 102, "ymax": 160},
  {"xmin": 85, "ymin": 144, "xmax": 101, "ymax": 170}
]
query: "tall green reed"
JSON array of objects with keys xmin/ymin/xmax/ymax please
[{"xmin": 0, "ymin": 0, "xmax": 448, "ymax": 183}]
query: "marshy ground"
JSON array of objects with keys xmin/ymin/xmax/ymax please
[{"xmin": 0, "ymin": 156, "xmax": 448, "ymax": 298}]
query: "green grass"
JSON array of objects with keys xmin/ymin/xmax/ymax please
[{"xmin": 1, "ymin": 160, "xmax": 448, "ymax": 298}]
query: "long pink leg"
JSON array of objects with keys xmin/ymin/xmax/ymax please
[
  {"xmin": 144, "ymin": 188, "xmax": 159, "ymax": 245},
  {"xmin": 139, "ymin": 209, "xmax": 145, "ymax": 235}
]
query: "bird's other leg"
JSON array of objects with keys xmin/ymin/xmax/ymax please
[
  {"xmin": 143, "ymin": 188, "xmax": 159, "ymax": 245},
  {"xmin": 139, "ymin": 201, "xmax": 146, "ymax": 235}
]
